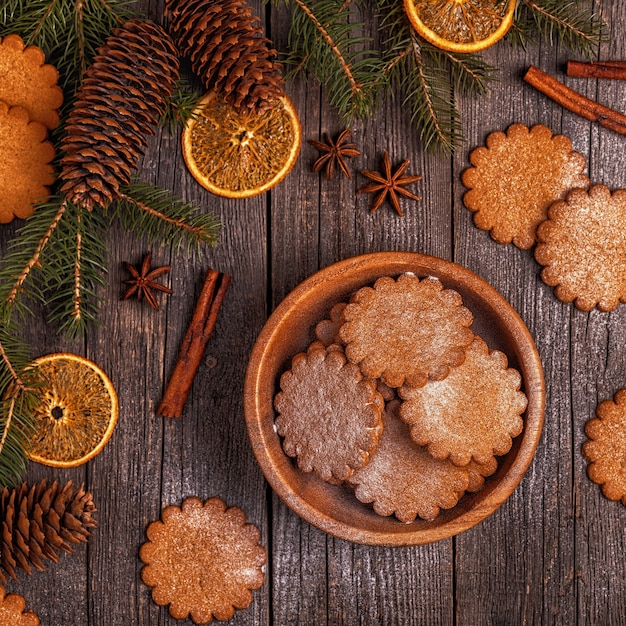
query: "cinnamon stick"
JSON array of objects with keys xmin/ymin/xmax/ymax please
[
  {"xmin": 567, "ymin": 60, "xmax": 626, "ymax": 80},
  {"xmin": 524, "ymin": 65, "xmax": 626, "ymax": 136},
  {"xmin": 157, "ymin": 268, "xmax": 231, "ymax": 418}
]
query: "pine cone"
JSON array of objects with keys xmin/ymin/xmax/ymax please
[
  {"xmin": 59, "ymin": 19, "xmax": 180, "ymax": 211},
  {"xmin": 165, "ymin": 0, "xmax": 284, "ymax": 114},
  {"xmin": 0, "ymin": 480, "xmax": 97, "ymax": 582}
]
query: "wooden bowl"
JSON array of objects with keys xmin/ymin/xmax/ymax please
[{"xmin": 244, "ymin": 252, "xmax": 545, "ymax": 546}]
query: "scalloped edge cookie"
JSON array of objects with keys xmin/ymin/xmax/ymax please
[
  {"xmin": 462, "ymin": 123, "xmax": 589, "ymax": 249},
  {"xmin": 535, "ymin": 185, "xmax": 626, "ymax": 312},
  {"xmin": 0, "ymin": 33, "xmax": 63, "ymax": 129},
  {"xmin": 274, "ymin": 343, "xmax": 384, "ymax": 482},
  {"xmin": 0, "ymin": 585, "xmax": 39, "ymax": 626},
  {"xmin": 315, "ymin": 301, "xmax": 347, "ymax": 347},
  {"xmin": 339, "ymin": 273, "xmax": 474, "ymax": 388},
  {"xmin": 399, "ymin": 336, "xmax": 527, "ymax": 466},
  {"xmin": 0, "ymin": 102, "xmax": 55, "ymax": 223},
  {"xmin": 140, "ymin": 496, "xmax": 267, "ymax": 624},
  {"xmin": 582, "ymin": 389, "xmax": 626, "ymax": 505},
  {"xmin": 349, "ymin": 400, "xmax": 470, "ymax": 522}
]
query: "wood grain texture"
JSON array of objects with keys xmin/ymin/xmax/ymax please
[{"xmin": 3, "ymin": 1, "xmax": 626, "ymax": 624}]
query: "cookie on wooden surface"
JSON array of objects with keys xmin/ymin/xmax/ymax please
[
  {"xmin": 399, "ymin": 337, "xmax": 527, "ymax": 466},
  {"xmin": 274, "ymin": 343, "xmax": 384, "ymax": 483},
  {"xmin": 0, "ymin": 102, "xmax": 55, "ymax": 223},
  {"xmin": 349, "ymin": 400, "xmax": 470, "ymax": 522},
  {"xmin": 339, "ymin": 273, "xmax": 474, "ymax": 388},
  {"xmin": 582, "ymin": 389, "xmax": 626, "ymax": 505},
  {"xmin": 0, "ymin": 585, "xmax": 39, "ymax": 626},
  {"xmin": 462, "ymin": 123, "xmax": 589, "ymax": 249},
  {"xmin": 139, "ymin": 496, "xmax": 266, "ymax": 624},
  {"xmin": 535, "ymin": 185, "xmax": 626, "ymax": 312},
  {"xmin": 0, "ymin": 34, "xmax": 63, "ymax": 130}
]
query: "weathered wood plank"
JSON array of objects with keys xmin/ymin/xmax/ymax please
[
  {"xmin": 269, "ymin": 5, "xmax": 457, "ymax": 623},
  {"xmin": 452, "ymin": 34, "xmax": 578, "ymax": 626},
  {"xmin": 572, "ymin": 6, "xmax": 626, "ymax": 625}
]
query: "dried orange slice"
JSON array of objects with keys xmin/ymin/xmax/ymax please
[
  {"xmin": 404, "ymin": 0, "xmax": 516, "ymax": 54},
  {"xmin": 28, "ymin": 353, "xmax": 118, "ymax": 468},
  {"xmin": 182, "ymin": 91, "xmax": 301, "ymax": 198}
]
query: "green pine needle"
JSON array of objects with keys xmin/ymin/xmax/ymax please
[
  {"xmin": 282, "ymin": 0, "xmax": 387, "ymax": 121},
  {"xmin": 437, "ymin": 48, "xmax": 497, "ymax": 98},
  {"xmin": 115, "ymin": 183, "xmax": 222, "ymax": 255},
  {"xmin": 510, "ymin": 0, "xmax": 605, "ymax": 59},
  {"xmin": 402, "ymin": 37, "xmax": 464, "ymax": 155},
  {"xmin": 0, "ymin": 188, "xmax": 221, "ymax": 339},
  {"xmin": 43, "ymin": 203, "xmax": 109, "ymax": 339},
  {"xmin": 160, "ymin": 75, "xmax": 203, "ymax": 133},
  {"xmin": 0, "ymin": 311, "xmax": 40, "ymax": 487},
  {"xmin": 0, "ymin": 199, "xmax": 70, "ymax": 320},
  {"xmin": 378, "ymin": 0, "xmax": 496, "ymax": 155},
  {"xmin": 285, "ymin": 0, "xmax": 602, "ymax": 154}
]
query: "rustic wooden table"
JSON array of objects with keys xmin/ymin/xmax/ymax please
[{"xmin": 5, "ymin": 1, "xmax": 626, "ymax": 624}]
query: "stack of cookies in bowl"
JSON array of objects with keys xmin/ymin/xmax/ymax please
[{"xmin": 273, "ymin": 272, "xmax": 528, "ymax": 523}]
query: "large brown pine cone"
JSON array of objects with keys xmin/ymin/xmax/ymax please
[
  {"xmin": 59, "ymin": 19, "xmax": 180, "ymax": 211},
  {"xmin": 0, "ymin": 480, "xmax": 97, "ymax": 582},
  {"xmin": 165, "ymin": 0, "xmax": 284, "ymax": 114}
]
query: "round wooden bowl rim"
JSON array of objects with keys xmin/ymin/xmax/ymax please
[{"xmin": 244, "ymin": 252, "xmax": 545, "ymax": 546}]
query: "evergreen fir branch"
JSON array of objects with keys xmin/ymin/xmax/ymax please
[
  {"xmin": 116, "ymin": 184, "xmax": 222, "ymax": 255},
  {"xmin": 511, "ymin": 0, "xmax": 604, "ymax": 59},
  {"xmin": 0, "ymin": 0, "xmax": 135, "ymax": 117},
  {"xmin": 435, "ymin": 48, "xmax": 497, "ymax": 97},
  {"xmin": 378, "ymin": 0, "xmax": 465, "ymax": 154},
  {"xmin": 42, "ymin": 203, "xmax": 108, "ymax": 339},
  {"xmin": 0, "ymin": 186, "xmax": 219, "ymax": 339},
  {"xmin": 401, "ymin": 34, "xmax": 463, "ymax": 155},
  {"xmin": 0, "ymin": 199, "xmax": 69, "ymax": 318},
  {"xmin": 0, "ymin": 199, "xmax": 108, "ymax": 339},
  {"xmin": 282, "ymin": 0, "xmax": 387, "ymax": 120},
  {"xmin": 0, "ymin": 313, "xmax": 40, "ymax": 487}
]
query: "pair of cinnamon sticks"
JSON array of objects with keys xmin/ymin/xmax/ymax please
[
  {"xmin": 524, "ymin": 61, "xmax": 626, "ymax": 136},
  {"xmin": 157, "ymin": 268, "xmax": 231, "ymax": 419}
]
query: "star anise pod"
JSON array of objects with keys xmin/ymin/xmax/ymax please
[
  {"xmin": 308, "ymin": 129, "xmax": 361, "ymax": 179},
  {"xmin": 358, "ymin": 152, "xmax": 422, "ymax": 216},
  {"xmin": 122, "ymin": 252, "xmax": 172, "ymax": 311}
]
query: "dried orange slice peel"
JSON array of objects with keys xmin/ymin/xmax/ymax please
[
  {"xmin": 182, "ymin": 91, "xmax": 301, "ymax": 198},
  {"xmin": 28, "ymin": 353, "xmax": 118, "ymax": 468},
  {"xmin": 404, "ymin": 0, "xmax": 516, "ymax": 54}
]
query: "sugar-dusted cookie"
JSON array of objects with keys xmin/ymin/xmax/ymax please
[
  {"xmin": 339, "ymin": 273, "xmax": 474, "ymax": 388},
  {"xmin": 274, "ymin": 343, "xmax": 383, "ymax": 483},
  {"xmin": 399, "ymin": 337, "xmax": 527, "ymax": 466},
  {"xmin": 535, "ymin": 185, "xmax": 626, "ymax": 312},
  {"xmin": 0, "ymin": 34, "xmax": 63, "ymax": 129},
  {"xmin": 0, "ymin": 103, "xmax": 55, "ymax": 223},
  {"xmin": 462, "ymin": 123, "xmax": 589, "ymax": 250},
  {"xmin": 0, "ymin": 585, "xmax": 39, "ymax": 626},
  {"xmin": 350, "ymin": 400, "xmax": 470, "ymax": 522},
  {"xmin": 315, "ymin": 302, "xmax": 347, "ymax": 347},
  {"xmin": 582, "ymin": 389, "xmax": 626, "ymax": 505},
  {"xmin": 140, "ymin": 497, "xmax": 266, "ymax": 624}
]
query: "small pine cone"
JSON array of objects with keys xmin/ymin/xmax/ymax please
[
  {"xmin": 0, "ymin": 480, "xmax": 97, "ymax": 582},
  {"xmin": 165, "ymin": 0, "xmax": 284, "ymax": 114},
  {"xmin": 59, "ymin": 19, "xmax": 180, "ymax": 211}
]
